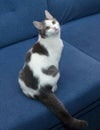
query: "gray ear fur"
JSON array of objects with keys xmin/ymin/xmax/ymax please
[
  {"xmin": 33, "ymin": 21, "xmax": 43, "ymax": 30},
  {"xmin": 45, "ymin": 10, "xmax": 53, "ymax": 20}
]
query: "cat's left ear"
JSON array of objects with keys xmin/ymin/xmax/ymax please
[
  {"xmin": 33, "ymin": 21, "xmax": 43, "ymax": 30},
  {"xmin": 45, "ymin": 10, "xmax": 53, "ymax": 20}
]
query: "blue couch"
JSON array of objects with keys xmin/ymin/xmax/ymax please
[{"xmin": 0, "ymin": 0, "xmax": 100, "ymax": 130}]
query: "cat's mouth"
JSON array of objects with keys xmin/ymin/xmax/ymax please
[
  {"xmin": 53, "ymin": 27, "xmax": 59, "ymax": 31},
  {"xmin": 55, "ymin": 30, "xmax": 59, "ymax": 34},
  {"xmin": 53, "ymin": 28, "xmax": 59, "ymax": 34}
]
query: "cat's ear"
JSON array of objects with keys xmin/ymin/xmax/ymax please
[
  {"xmin": 33, "ymin": 21, "xmax": 43, "ymax": 30},
  {"xmin": 45, "ymin": 10, "xmax": 53, "ymax": 20}
]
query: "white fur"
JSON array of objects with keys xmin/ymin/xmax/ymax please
[
  {"xmin": 19, "ymin": 19, "xmax": 63, "ymax": 98},
  {"xmin": 45, "ymin": 20, "xmax": 60, "ymax": 37}
]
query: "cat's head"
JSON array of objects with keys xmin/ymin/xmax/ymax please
[{"xmin": 33, "ymin": 10, "xmax": 60, "ymax": 38}]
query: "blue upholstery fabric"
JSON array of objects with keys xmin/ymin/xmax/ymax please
[
  {"xmin": 47, "ymin": 0, "xmax": 100, "ymax": 24},
  {"xmin": 61, "ymin": 13, "xmax": 100, "ymax": 61},
  {"xmin": 0, "ymin": 0, "xmax": 100, "ymax": 129},
  {"xmin": 1, "ymin": 0, "xmax": 100, "ymax": 48},
  {"xmin": 52, "ymin": 103, "xmax": 100, "ymax": 130},
  {"xmin": 79, "ymin": 105, "xmax": 100, "ymax": 130},
  {"xmin": 0, "ymin": 39, "xmax": 100, "ymax": 130},
  {"xmin": 0, "ymin": 0, "xmax": 47, "ymax": 48}
]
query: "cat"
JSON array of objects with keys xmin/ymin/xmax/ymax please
[{"xmin": 18, "ymin": 10, "xmax": 88, "ymax": 130}]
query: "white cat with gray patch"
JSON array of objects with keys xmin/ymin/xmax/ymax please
[{"xmin": 18, "ymin": 10, "xmax": 88, "ymax": 130}]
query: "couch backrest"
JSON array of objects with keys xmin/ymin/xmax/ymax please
[
  {"xmin": 0, "ymin": 0, "xmax": 47, "ymax": 48},
  {"xmin": 47, "ymin": 0, "xmax": 100, "ymax": 24},
  {"xmin": 0, "ymin": 0, "xmax": 100, "ymax": 48}
]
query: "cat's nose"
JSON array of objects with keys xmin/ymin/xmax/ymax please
[{"xmin": 53, "ymin": 27, "xmax": 58, "ymax": 31}]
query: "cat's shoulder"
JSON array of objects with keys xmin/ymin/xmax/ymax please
[
  {"xmin": 25, "ymin": 41, "xmax": 49, "ymax": 62},
  {"xmin": 32, "ymin": 42, "xmax": 49, "ymax": 56}
]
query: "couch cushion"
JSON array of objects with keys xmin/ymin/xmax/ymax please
[
  {"xmin": 61, "ymin": 13, "xmax": 100, "ymax": 61},
  {"xmin": 0, "ymin": 39, "xmax": 100, "ymax": 130},
  {"xmin": 0, "ymin": 0, "xmax": 47, "ymax": 48},
  {"xmin": 47, "ymin": 0, "xmax": 100, "ymax": 24}
]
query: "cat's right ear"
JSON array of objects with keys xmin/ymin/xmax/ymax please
[
  {"xmin": 33, "ymin": 21, "xmax": 43, "ymax": 30},
  {"xmin": 45, "ymin": 10, "xmax": 53, "ymax": 20}
]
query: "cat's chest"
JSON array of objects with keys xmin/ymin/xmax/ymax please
[
  {"xmin": 28, "ymin": 38, "xmax": 63, "ymax": 73},
  {"xmin": 43, "ymin": 38, "xmax": 63, "ymax": 60},
  {"xmin": 48, "ymin": 46, "xmax": 61, "ymax": 63}
]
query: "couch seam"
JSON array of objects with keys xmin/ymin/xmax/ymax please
[
  {"xmin": 63, "ymin": 39, "xmax": 100, "ymax": 63},
  {"xmin": 73, "ymin": 99, "xmax": 100, "ymax": 117},
  {"xmin": 49, "ymin": 99, "xmax": 100, "ymax": 129},
  {"xmin": 59, "ymin": 0, "xmax": 72, "ymax": 25},
  {"xmin": 45, "ymin": 0, "xmax": 49, "ymax": 10}
]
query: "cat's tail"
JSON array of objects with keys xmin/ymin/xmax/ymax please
[{"xmin": 35, "ymin": 86, "xmax": 88, "ymax": 130}]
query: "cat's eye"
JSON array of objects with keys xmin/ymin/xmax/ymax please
[
  {"xmin": 52, "ymin": 20, "xmax": 56, "ymax": 24},
  {"xmin": 46, "ymin": 26, "xmax": 50, "ymax": 30}
]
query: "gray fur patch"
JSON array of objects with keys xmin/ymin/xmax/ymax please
[
  {"xmin": 32, "ymin": 42, "xmax": 49, "ymax": 56},
  {"xmin": 19, "ymin": 65, "xmax": 38, "ymax": 90},
  {"xmin": 26, "ymin": 52, "xmax": 31, "ymax": 62},
  {"xmin": 42, "ymin": 65, "xmax": 58, "ymax": 77}
]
